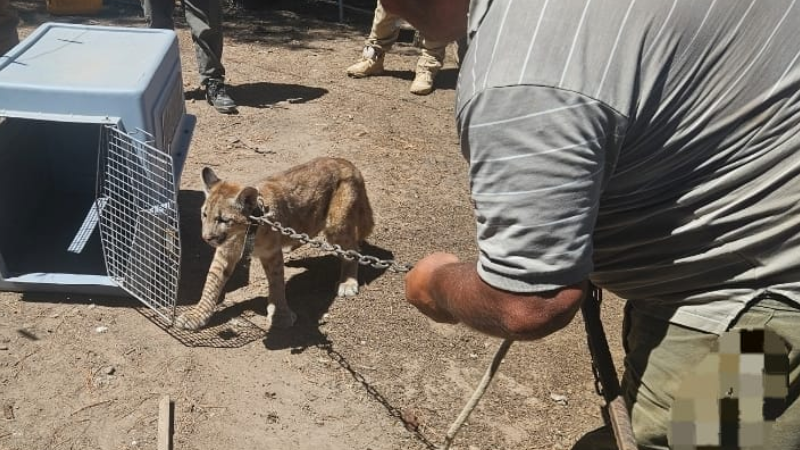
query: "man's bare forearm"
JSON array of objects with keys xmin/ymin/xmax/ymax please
[{"xmin": 429, "ymin": 262, "xmax": 587, "ymax": 341}]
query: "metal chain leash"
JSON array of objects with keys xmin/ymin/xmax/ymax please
[{"xmin": 248, "ymin": 212, "xmax": 414, "ymax": 274}]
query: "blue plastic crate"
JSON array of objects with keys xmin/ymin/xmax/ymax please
[{"xmin": 0, "ymin": 23, "xmax": 195, "ymax": 320}]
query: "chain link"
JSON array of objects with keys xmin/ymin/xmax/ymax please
[{"xmin": 249, "ymin": 213, "xmax": 414, "ymax": 273}]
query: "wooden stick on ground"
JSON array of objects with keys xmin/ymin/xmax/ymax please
[
  {"xmin": 158, "ymin": 395, "xmax": 173, "ymax": 450},
  {"xmin": 440, "ymin": 338, "xmax": 514, "ymax": 450}
]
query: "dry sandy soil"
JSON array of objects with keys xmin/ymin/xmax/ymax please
[{"xmin": 1, "ymin": 2, "xmax": 627, "ymax": 449}]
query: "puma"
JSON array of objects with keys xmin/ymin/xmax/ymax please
[{"xmin": 174, "ymin": 157, "xmax": 375, "ymax": 331}]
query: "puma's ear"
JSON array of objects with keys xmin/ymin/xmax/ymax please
[
  {"xmin": 201, "ymin": 167, "xmax": 221, "ymax": 196},
  {"xmin": 236, "ymin": 186, "xmax": 260, "ymax": 215}
]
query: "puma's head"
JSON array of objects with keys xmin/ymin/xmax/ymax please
[{"xmin": 200, "ymin": 167, "xmax": 260, "ymax": 248}]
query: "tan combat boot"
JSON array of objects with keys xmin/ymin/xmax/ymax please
[
  {"xmin": 346, "ymin": 46, "xmax": 385, "ymax": 78},
  {"xmin": 410, "ymin": 59, "xmax": 440, "ymax": 95}
]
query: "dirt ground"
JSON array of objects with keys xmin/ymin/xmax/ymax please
[{"xmin": 0, "ymin": 2, "xmax": 628, "ymax": 449}]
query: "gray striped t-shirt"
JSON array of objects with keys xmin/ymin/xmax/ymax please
[{"xmin": 458, "ymin": 0, "xmax": 800, "ymax": 334}]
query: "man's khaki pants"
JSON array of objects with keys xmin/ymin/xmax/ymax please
[
  {"xmin": 0, "ymin": 0, "xmax": 19, "ymax": 55},
  {"xmin": 573, "ymin": 296, "xmax": 800, "ymax": 449},
  {"xmin": 365, "ymin": 0, "xmax": 447, "ymax": 72}
]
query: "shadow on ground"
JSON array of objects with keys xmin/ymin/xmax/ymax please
[
  {"xmin": 184, "ymin": 81, "xmax": 329, "ymax": 109},
  {"xmin": 263, "ymin": 241, "xmax": 394, "ymax": 351},
  {"xmin": 380, "ymin": 66, "xmax": 458, "ymax": 92}
]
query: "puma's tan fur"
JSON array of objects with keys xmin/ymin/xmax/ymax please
[{"xmin": 174, "ymin": 157, "xmax": 374, "ymax": 331}]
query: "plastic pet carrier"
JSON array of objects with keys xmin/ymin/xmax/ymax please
[{"xmin": 0, "ymin": 23, "xmax": 195, "ymax": 321}]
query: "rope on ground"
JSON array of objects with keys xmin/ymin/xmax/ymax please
[{"xmin": 439, "ymin": 338, "xmax": 514, "ymax": 450}]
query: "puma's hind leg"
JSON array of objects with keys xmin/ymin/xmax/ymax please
[
  {"xmin": 174, "ymin": 245, "xmax": 241, "ymax": 331},
  {"xmin": 336, "ymin": 241, "xmax": 360, "ymax": 297},
  {"xmin": 324, "ymin": 222, "xmax": 359, "ymax": 297},
  {"xmin": 325, "ymin": 183, "xmax": 373, "ymax": 298}
]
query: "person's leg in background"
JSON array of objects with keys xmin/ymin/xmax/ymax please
[
  {"xmin": 347, "ymin": 0, "xmax": 448, "ymax": 95},
  {"xmin": 410, "ymin": 35, "xmax": 446, "ymax": 95},
  {"xmin": 142, "ymin": 0, "xmax": 236, "ymax": 113},
  {"xmin": 142, "ymin": 0, "xmax": 175, "ymax": 30},
  {"xmin": 182, "ymin": 0, "xmax": 236, "ymax": 113},
  {"xmin": 346, "ymin": 0, "xmax": 398, "ymax": 79},
  {"xmin": 0, "ymin": 0, "xmax": 19, "ymax": 55}
]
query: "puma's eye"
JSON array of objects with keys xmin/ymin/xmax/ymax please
[
  {"xmin": 216, "ymin": 216, "xmax": 232, "ymax": 224},
  {"xmin": 201, "ymin": 211, "xmax": 207, "ymax": 219}
]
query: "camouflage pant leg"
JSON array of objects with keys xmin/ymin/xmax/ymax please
[
  {"xmin": 365, "ymin": 0, "xmax": 446, "ymax": 70},
  {"xmin": 364, "ymin": 0, "xmax": 400, "ymax": 52},
  {"xmin": 417, "ymin": 35, "xmax": 446, "ymax": 70}
]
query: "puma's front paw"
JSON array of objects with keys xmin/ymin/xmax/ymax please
[
  {"xmin": 174, "ymin": 310, "xmax": 211, "ymax": 331},
  {"xmin": 337, "ymin": 280, "xmax": 359, "ymax": 297}
]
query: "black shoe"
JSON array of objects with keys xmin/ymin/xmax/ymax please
[{"xmin": 205, "ymin": 79, "xmax": 238, "ymax": 114}]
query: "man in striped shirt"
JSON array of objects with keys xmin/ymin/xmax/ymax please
[{"xmin": 389, "ymin": 0, "xmax": 800, "ymax": 447}]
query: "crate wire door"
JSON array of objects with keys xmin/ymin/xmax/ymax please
[{"xmin": 97, "ymin": 125, "xmax": 180, "ymax": 322}]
